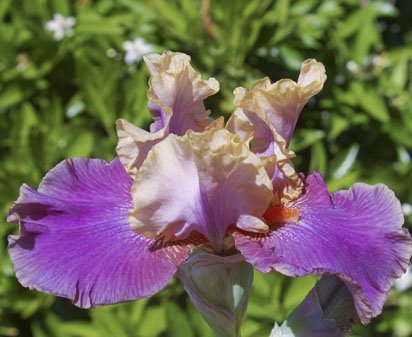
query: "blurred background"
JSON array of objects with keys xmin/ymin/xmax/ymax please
[{"xmin": 1, "ymin": 0, "xmax": 412, "ymax": 336}]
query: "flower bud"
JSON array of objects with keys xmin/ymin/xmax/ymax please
[
  {"xmin": 176, "ymin": 249, "xmax": 254, "ymax": 337},
  {"xmin": 273, "ymin": 275, "xmax": 358, "ymax": 337}
]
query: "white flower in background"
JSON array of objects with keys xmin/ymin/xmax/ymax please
[
  {"xmin": 123, "ymin": 38, "xmax": 153, "ymax": 65},
  {"xmin": 345, "ymin": 60, "xmax": 360, "ymax": 74},
  {"xmin": 106, "ymin": 48, "xmax": 118, "ymax": 59},
  {"xmin": 46, "ymin": 14, "xmax": 76, "ymax": 41},
  {"xmin": 401, "ymin": 203, "xmax": 412, "ymax": 216},
  {"xmin": 16, "ymin": 53, "xmax": 29, "ymax": 72},
  {"xmin": 394, "ymin": 265, "xmax": 412, "ymax": 292}
]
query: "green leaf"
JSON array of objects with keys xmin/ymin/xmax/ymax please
[
  {"xmin": 165, "ymin": 302, "xmax": 194, "ymax": 337},
  {"xmin": 0, "ymin": 85, "xmax": 27, "ymax": 111},
  {"xmin": 282, "ymin": 276, "xmax": 317, "ymax": 315},
  {"xmin": 350, "ymin": 83, "xmax": 390, "ymax": 123},
  {"xmin": 331, "ymin": 143, "xmax": 360, "ymax": 179},
  {"xmin": 65, "ymin": 131, "xmax": 95, "ymax": 157},
  {"xmin": 289, "ymin": 129, "xmax": 325, "ymax": 153},
  {"xmin": 309, "ymin": 141, "xmax": 327, "ymax": 174},
  {"xmin": 61, "ymin": 322, "xmax": 101, "ymax": 337},
  {"xmin": 137, "ymin": 306, "xmax": 166, "ymax": 337}
]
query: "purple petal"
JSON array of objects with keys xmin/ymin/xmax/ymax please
[
  {"xmin": 7, "ymin": 158, "xmax": 193, "ymax": 308},
  {"xmin": 148, "ymin": 102, "xmax": 168, "ymax": 132},
  {"xmin": 234, "ymin": 172, "xmax": 412, "ymax": 324}
]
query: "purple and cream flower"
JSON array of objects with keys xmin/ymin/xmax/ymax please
[{"xmin": 7, "ymin": 52, "xmax": 412, "ymax": 327}]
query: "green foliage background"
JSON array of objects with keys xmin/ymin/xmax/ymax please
[{"xmin": 1, "ymin": 0, "xmax": 412, "ymax": 336}]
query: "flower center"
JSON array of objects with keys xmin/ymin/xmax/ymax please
[{"xmin": 263, "ymin": 206, "xmax": 299, "ymax": 226}]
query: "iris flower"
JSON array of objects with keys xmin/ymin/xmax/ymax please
[{"xmin": 8, "ymin": 52, "xmax": 412, "ymax": 326}]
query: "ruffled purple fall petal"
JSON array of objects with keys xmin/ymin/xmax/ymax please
[
  {"xmin": 234, "ymin": 172, "xmax": 412, "ymax": 324},
  {"xmin": 7, "ymin": 158, "xmax": 194, "ymax": 308}
]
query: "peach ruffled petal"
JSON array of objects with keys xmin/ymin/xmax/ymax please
[
  {"xmin": 116, "ymin": 51, "xmax": 219, "ymax": 176},
  {"xmin": 128, "ymin": 127, "xmax": 273, "ymax": 251}
]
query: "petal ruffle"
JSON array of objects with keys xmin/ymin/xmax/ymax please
[
  {"xmin": 227, "ymin": 107, "xmax": 303, "ymax": 204},
  {"xmin": 7, "ymin": 158, "xmax": 194, "ymax": 308},
  {"xmin": 227, "ymin": 59, "xmax": 325, "ymax": 203},
  {"xmin": 128, "ymin": 127, "xmax": 273, "ymax": 251},
  {"xmin": 116, "ymin": 51, "xmax": 219, "ymax": 175},
  {"xmin": 116, "ymin": 119, "xmax": 164, "ymax": 175},
  {"xmin": 145, "ymin": 52, "xmax": 219, "ymax": 135},
  {"xmin": 230, "ymin": 59, "xmax": 326, "ymax": 145},
  {"xmin": 234, "ymin": 172, "xmax": 412, "ymax": 324}
]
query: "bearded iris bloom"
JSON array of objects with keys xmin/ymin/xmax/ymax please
[{"xmin": 7, "ymin": 52, "xmax": 412, "ymax": 328}]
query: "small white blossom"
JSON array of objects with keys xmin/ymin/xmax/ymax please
[
  {"xmin": 46, "ymin": 14, "xmax": 76, "ymax": 41},
  {"xmin": 16, "ymin": 53, "xmax": 29, "ymax": 72},
  {"xmin": 334, "ymin": 73, "xmax": 345, "ymax": 84},
  {"xmin": 345, "ymin": 60, "xmax": 360, "ymax": 74},
  {"xmin": 269, "ymin": 47, "xmax": 279, "ymax": 57},
  {"xmin": 371, "ymin": 54, "xmax": 390, "ymax": 69},
  {"xmin": 402, "ymin": 203, "xmax": 412, "ymax": 216},
  {"xmin": 394, "ymin": 265, "xmax": 412, "ymax": 292},
  {"xmin": 106, "ymin": 48, "xmax": 118, "ymax": 59},
  {"xmin": 123, "ymin": 38, "xmax": 153, "ymax": 65}
]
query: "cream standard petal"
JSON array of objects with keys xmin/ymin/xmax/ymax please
[
  {"xmin": 145, "ymin": 52, "xmax": 219, "ymax": 135},
  {"xmin": 116, "ymin": 51, "xmax": 219, "ymax": 175},
  {"xmin": 234, "ymin": 59, "xmax": 326, "ymax": 144},
  {"xmin": 128, "ymin": 127, "xmax": 273, "ymax": 252},
  {"xmin": 116, "ymin": 119, "xmax": 165, "ymax": 175},
  {"xmin": 226, "ymin": 59, "xmax": 324, "ymax": 204},
  {"xmin": 227, "ymin": 108, "xmax": 303, "ymax": 204}
]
